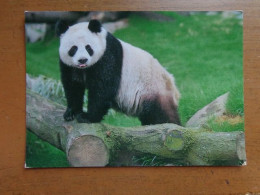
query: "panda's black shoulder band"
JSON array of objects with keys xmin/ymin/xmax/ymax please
[{"xmin": 88, "ymin": 20, "xmax": 102, "ymax": 33}]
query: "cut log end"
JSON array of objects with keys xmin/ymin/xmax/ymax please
[
  {"xmin": 236, "ymin": 133, "xmax": 246, "ymax": 161},
  {"xmin": 67, "ymin": 135, "xmax": 109, "ymax": 167}
]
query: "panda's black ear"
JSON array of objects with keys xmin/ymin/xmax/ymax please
[
  {"xmin": 55, "ymin": 20, "xmax": 69, "ymax": 37},
  {"xmin": 88, "ymin": 20, "xmax": 102, "ymax": 33}
]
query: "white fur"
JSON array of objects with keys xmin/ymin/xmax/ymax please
[
  {"xmin": 115, "ymin": 40, "xmax": 180, "ymax": 116},
  {"xmin": 59, "ymin": 22, "xmax": 107, "ymax": 68}
]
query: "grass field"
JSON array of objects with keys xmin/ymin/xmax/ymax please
[{"xmin": 26, "ymin": 12, "xmax": 243, "ymax": 167}]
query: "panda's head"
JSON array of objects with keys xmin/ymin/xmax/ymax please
[{"xmin": 56, "ymin": 20, "xmax": 107, "ymax": 69}]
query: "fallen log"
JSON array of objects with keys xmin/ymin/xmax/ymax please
[{"xmin": 26, "ymin": 89, "xmax": 246, "ymax": 167}]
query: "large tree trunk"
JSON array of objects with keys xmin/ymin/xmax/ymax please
[{"xmin": 26, "ymin": 89, "xmax": 246, "ymax": 167}]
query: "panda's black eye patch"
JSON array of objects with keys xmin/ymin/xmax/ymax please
[
  {"xmin": 68, "ymin": 46, "xmax": 78, "ymax": 57},
  {"xmin": 85, "ymin": 45, "xmax": 94, "ymax": 56}
]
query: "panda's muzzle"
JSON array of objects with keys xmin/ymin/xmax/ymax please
[
  {"xmin": 77, "ymin": 58, "xmax": 88, "ymax": 68},
  {"xmin": 78, "ymin": 58, "xmax": 88, "ymax": 64}
]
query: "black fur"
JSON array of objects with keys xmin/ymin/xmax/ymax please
[
  {"xmin": 68, "ymin": 46, "xmax": 78, "ymax": 57},
  {"xmin": 85, "ymin": 45, "xmax": 94, "ymax": 56},
  {"xmin": 55, "ymin": 20, "xmax": 69, "ymax": 36},
  {"xmin": 139, "ymin": 99, "xmax": 181, "ymax": 125},
  {"xmin": 60, "ymin": 32, "xmax": 123, "ymax": 123},
  {"xmin": 88, "ymin": 20, "xmax": 102, "ymax": 33}
]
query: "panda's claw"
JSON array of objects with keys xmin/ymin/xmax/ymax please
[
  {"xmin": 64, "ymin": 115, "xmax": 74, "ymax": 121},
  {"xmin": 63, "ymin": 108, "xmax": 75, "ymax": 121}
]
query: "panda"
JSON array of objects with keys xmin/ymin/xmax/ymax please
[{"xmin": 56, "ymin": 19, "xmax": 181, "ymax": 125}]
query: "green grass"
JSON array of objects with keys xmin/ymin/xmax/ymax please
[
  {"xmin": 26, "ymin": 131, "xmax": 70, "ymax": 167},
  {"xmin": 26, "ymin": 12, "xmax": 244, "ymax": 167},
  {"xmin": 26, "ymin": 38, "xmax": 60, "ymax": 80}
]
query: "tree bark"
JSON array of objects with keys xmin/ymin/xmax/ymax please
[{"xmin": 26, "ymin": 89, "xmax": 246, "ymax": 167}]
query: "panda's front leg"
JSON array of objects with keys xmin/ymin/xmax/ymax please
[
  {"xmin": 76, "ymin": 90, "xmax": 111, "ymax": 123},
  {"xmin": 63, "ymin": 81, "xmax": 85, "ymax": 121}
]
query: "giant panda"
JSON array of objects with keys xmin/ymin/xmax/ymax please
[{"xmin": 56, "ymin": 20, "xmax": 181, "ymax": 125}]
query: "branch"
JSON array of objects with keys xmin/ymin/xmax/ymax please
[{"xmin": 26, "ymin": 89, "xmax": 246, "ymax": 167}]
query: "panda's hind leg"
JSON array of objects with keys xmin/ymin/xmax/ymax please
[{"xmin": 139, "ymin": 96, "xmax": 181, "ymax": 126}]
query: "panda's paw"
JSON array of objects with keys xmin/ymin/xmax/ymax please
[
  {"xmin": 63, "ymin": 108, "xmax": 75, "ymax": 121},
  {"xmin": 76, "ymin": 112, "xmax": 90, "ymax": 123}
]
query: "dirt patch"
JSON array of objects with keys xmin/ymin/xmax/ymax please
[{"xmin": 215, "ymin": 115, "xmax": 243, "ymax": 125}]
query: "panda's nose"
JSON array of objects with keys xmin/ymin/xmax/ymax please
[{"xmin": 78, "ymin": 58, "xmax": 88, "ymax": 64}]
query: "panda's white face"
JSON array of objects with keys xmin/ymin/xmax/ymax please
[{"xmin": 59, "ymin": 22, "xmax": 107, "ymax": 69}]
